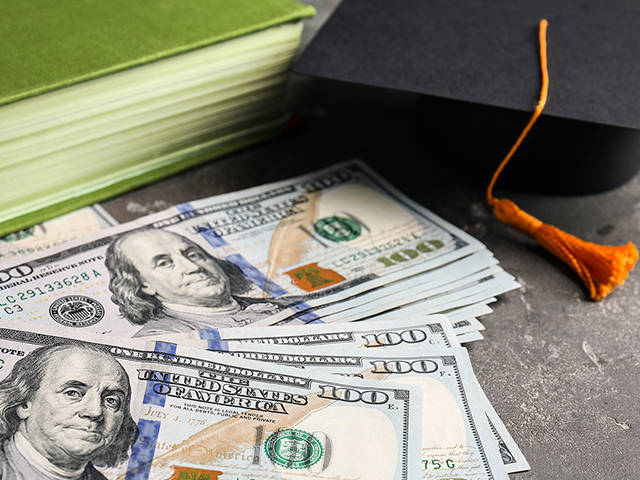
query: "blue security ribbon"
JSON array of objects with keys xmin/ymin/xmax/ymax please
[{"xmin": 125, "ymin": 341, "xmax": 176, "ymax": 480}]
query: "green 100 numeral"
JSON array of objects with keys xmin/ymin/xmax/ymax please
[
  {"xmin": 376, "ymin": 240, "xmax": 444, "ymax": 267},
  {"xmin": 422, "ymin": 458, "xmax": 455, "ymax": 470}
]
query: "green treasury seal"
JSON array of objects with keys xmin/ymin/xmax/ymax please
[
  {"xmin": 265, "ymin": 428, "xmax": 323, "ymax": 469},
  {"xmin": 314, "ymin": 216, "xmax": 362, "ymax": 242}
]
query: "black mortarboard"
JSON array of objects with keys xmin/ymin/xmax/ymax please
[{"xmin": 295, "ymin": 0, "xmax": 640, "ymax": 194}]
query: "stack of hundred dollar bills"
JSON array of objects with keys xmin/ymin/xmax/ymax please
[{"xmin": 0, "ymin": 160, "xmax": 528, "ymax": 478}]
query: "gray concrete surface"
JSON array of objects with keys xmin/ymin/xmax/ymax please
[{"xmin": 102, "ymin": 3, "xmax": 640, "ymax": 478}]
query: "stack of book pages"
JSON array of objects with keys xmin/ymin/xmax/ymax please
[{"xmin": 0, "ymin": 0, "xmax": 314, "ymax": 237}]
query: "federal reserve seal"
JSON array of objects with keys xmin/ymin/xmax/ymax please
[
  {"xmin": 49, "ymin": 295, "xmax": 105, "ymax": 327},
  {"xmin": 265, "ymin": 429, "xmax": 323, "ymax": 469}
]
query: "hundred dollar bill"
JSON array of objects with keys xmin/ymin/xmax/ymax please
[
  {"xmin": 444, "ymin": 302, "xmax": 494, "ymax": 322},
  {"xmin": 0, "ymin": 205, "xmax": 116, "ymax": 260},
  {"xmin": 198, "ymin": 314, "xmax": 461, "ymax": 350},
  {"xmin": 0, "ymin": 320, "xmax": 423, "ymax": 480},
  {"xmin": 323, "ymin": 271, "xmax": 519, "ymax": 324},
  {"xmin": 206, "ymin": 318, "xmax": 529, "ymax": 474},
  {"xmin": 260, "ymin": 296, "xmax": 496, "ymax": 335},
  {"xmin": 0, "ymin": 160, "xmax": 492, "ymax": 338},
  {"xmin": 346, "ymin": 303, "xmax": 491, "ymax": 337},
  {"xmin": 457, "ymin": 330, "xmax": 485, "ymax": 343},
  {"xmin": 451, "ymin": 317, "xmax": 485, "ymax": 336},
  {"xmin": 212, "ymin": 345, "xmax": 510, "ymax": 480},
  {"xmin": 269, "ymin": 281, "xmax": 507, "ymax": 330},
  {"xmin": 280, "ymin": 249, "xmax": 505, "ymax": 322},
  {"xmin": 273, "ymin": 295, "xmax": 500, "ymax": 332},
  {"xmin": 445, "ymin": 303, "xmax": 492, "ymax": 336},
  {"xmin": 298, "ymin": 265, "xmax": 514, "ymax": 324}
]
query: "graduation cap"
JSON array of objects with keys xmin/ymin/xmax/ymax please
[
  {"xmin": 294, "ymin": 0, "xmax": 640, "ymax": 299},
  {"xmin": 295, "ymin": 0, "xmax": 640, "ymax": 195}
]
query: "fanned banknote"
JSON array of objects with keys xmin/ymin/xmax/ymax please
[
  {"xmin": 199, "ymin": 314, "xmax": 460, "ymax": 349},
  {"xmin": 307, "ymin": 287, "xmax": 497, "ymax": 340},
  {"xmin": 0, "ymin": 160, "xmax": 508, "ymax": 338},
  {"xmin": 271, "ymin": 249, "xmax": 510, "ymax": 323},
  {"xmin": 212, "ymin": 343, "xmax": 511, "ymax": 479},
  {"xmin": 205, "ymin": 315, "xmax": 530, "ymax": 474},
  {"xmin": 0, "ymin": 320, "xmax": 423, "ymax": 479},
  {"xmin": 307, "ymin": 269, "xmax": 518, "ymax": 325}
]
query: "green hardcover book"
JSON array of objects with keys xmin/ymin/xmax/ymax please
[{"xmin": 0, "ymin": 0, "xmax": 315, "ymax": 237}]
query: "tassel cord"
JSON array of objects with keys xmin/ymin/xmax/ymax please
[
  {"xmin": 487, "ymin": 19, "xmax": 549, "ymax": 208},
  {"xmin": 485, "ymin": 19, "xmax": 638, "ymax": 300}
]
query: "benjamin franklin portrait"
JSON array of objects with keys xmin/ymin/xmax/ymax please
[
  {"xmin": 0, "ymin": 343, "xmax": 138, "ymax": 479},
  {"xmin": 105, "ymin": 228, "xmax": 285, "ymax": 337}
]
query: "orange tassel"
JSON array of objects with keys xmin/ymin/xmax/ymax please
[{"xmin": 487, "ymin": 19, "xmax": 639, "ymax": 300}]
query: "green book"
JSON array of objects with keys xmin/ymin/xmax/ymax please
[{"xmin": 0, "ymin": 0, "xmax": 315, "ymax": 238}]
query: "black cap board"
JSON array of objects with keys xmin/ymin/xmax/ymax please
[{"xmin": 294, "ymin": 0, "xmax": 640, "ymax": 194}]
